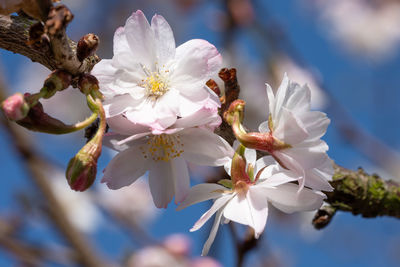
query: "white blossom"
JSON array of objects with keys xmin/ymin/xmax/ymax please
[
  {"xmin": 102, "ymin": 115, "xmax": 234, "ymax": 208},
  {"xmin": 179, "ymin": 147, "xmax": 325, "ymax": 255},
  {"xmin": 91, "ymin": 10, "xmax": 222, "ymax": 133},
  {"xmin": 261, "ymin": 74, "xmax": 334, "ymax": 191}
]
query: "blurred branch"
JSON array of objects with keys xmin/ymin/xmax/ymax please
[
  {"xmin": 0, "ymin": 84, "xmax": 108, "ymax": 267},
  {"xmin": 228, "ymin": 223, "xmax": 259, "ymax": 267},
  {"xmin": 0, "ymin": 217, "xmax": 78, "ymax": 266}
]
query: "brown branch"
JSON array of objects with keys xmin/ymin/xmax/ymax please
[
  {"xmin": 0, "ymin": 13, "xmax": 99, "ymax": 75},
  {"xmin": 215, "ymin": 68, "xmax": 241, "ymax": 146},
  {"xmin": 0, "ymin": 217, "xmax": 77, "ymax": 266},
  {"xmin": 313, "ymin": 164, "xmax": 400, "ymax": 229}
]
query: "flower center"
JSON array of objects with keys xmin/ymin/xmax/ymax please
[
  {"xmin": 234, "ymin": 180, "xmax": 249, "ymax": 196},
  {"xmin": 145, "ymin": 72, "xmax": 168, "ymax": 97},
  {"xmin": 139, "ymin": 134, "xmax": 184, "ymax": 162},
  {"xmin": 140, "ymin": 64, "xmax": 170, "ymax": 98}
]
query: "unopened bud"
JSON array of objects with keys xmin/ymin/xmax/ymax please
[
  {"xmin": 77, "ymin": 33, "xmax": 99, "ymax": 62},
  {"xmin": 66, "ymin": 152, "xmax": 97, "ymax": 192},
  {"xmin": 41, "ymin": 69, "xmax": 72, "ymax": 99},
  {"xmin": 66, "ymin": 138, "xmax": 101, "ymax": 191},
  {"xmin": 1, "ymin": 93, "xmax": 30, "ymax": 121},
  {"xmin": 78, "ymin": 74, "xmax": 99, "ymax": 95}
]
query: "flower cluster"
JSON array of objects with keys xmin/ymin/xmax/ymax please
[{"xmin": 93, "ymin": 10, "xmax": 334, "ymax": 255}]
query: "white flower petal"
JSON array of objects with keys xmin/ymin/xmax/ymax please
[
  {"xmin": 272, "ymin": 73, "xmax": 290, "ymax": 120},
  {"xmin": 254, "ymin": 156, "xmax": 277, "ymax": 175},
  {"xmin": 257, "ymin": 171, "xmax": 298, "ymax": 187},
  {"xmin": 223, "ymin": 194, "xmax": 253, "ymax": 227},
  {"xmin": 107, "ymin": 115, "xmax": 151, "ymax": 136},
  {"xmin": 274, "ymin": 141, "xmax": 328, "ymax": 171},
  {"xmin": 113, "ymin": 26, "xmax": 130, "ymax": 56},
  {"xmin": 91, "ymin": 59, "xmax": 118, "ymax": 86},
  {"xmin": 103, "ymin": 94, "xmax": 140, "ymax": 117},
  {"xmin": 181, "ymin": 128, "xmax": 234, "ymax": 166},
  {"xmin": 102, "ymin": 146, "xmax": 149, "ymax": 189},
  {"xmin": 124, "ymin": 10, "xmax": 155, "ymax": 67},
  {"xmin": 273, "ymin": 107, "xmax": 309, "ymax": 145},
  {"xmin": 148, "ymin": 160, "xmax": 175, "ymax": 208},
  {"xmin": 265, "ymin": 83, "xmax": 275, "ymax": 121},
  {"xmin": 151, "ymin": 14, "xmax": 176, "ymax": 65},
  {"xmin": 244, "ymin": 147, "xmax": 257, "ymax": 168},
  {"xmin": 258, "ymin": 120, "xmax": 269, "ymax": 133},
  {"xmin": 298, "ymin": 111, "xmax": 330, "ymax": 141},
  {"xmin": 265, "ymin": 183, "xmax": 325, "ymax": 213},
  {"xmin": 285, "ymin": 82, "xmax": 311, "ymax": 113},
  {"xmin": 171, "ymin": 39, "xmax": 222, "ymax": 96},
  {"xmin": 248, "ymin": 187, "xmax": 269, "ymax": 238},
  {"xmin": 177, "ymin": 183, "xmax": 228, "ymax": 211},
  {"xmin": 201, "ymin": 209, "xmax": 224, "ymax": 256},
  {"xmin": 170, "ymin": 157, "xmax": 190, "ymax": 204},
  {"xmin": 304, "ymin": 157, "xmax": 334, "ymax": 191},
  {"xmin": 103, "ymin": 133, "xmax": 147, "ymax": 152},
  {"xmin": 190, "ymin": 194, "xmax": 233, "ymax": 232}
]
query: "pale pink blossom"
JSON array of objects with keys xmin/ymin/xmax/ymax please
[
  {"xmin": 91, "ymin": 10, "xmax": 222, "ymax": 132},
  {"xmin": 179, "ymin": 146, "xmax": 325, "ymax": 255},
  {"xmin": 261, "ymin": 74, "xmax": 334, "ymax": 191},
  {"xmin": 102, "ymin": 112, "xmax": 234, "ymax": 208}
]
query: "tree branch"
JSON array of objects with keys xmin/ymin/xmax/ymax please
[
  {"xmin": 313, "ymin": 164, "xmax": 400, "ymax": 229},
  {"xmin": 0, "ymin": 14, "xmax": 99, "ymax": 75}
]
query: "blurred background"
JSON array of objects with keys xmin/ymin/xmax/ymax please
[{"xmin": 1, "ymin": 0, "xmax": 400, "ymax": 266}]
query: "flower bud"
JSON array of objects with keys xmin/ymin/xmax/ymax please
[
  {"xmin": 78, "ymin": 74, "xmax": 99, "ymax": 95},
  {"xmin": 1, "ymin": 93, "xmax": 30, "ymax": 121},
  {"xmin": 66, "ymin": 152, "xmax": 97, "ymax": 192},
  {"xmin": 66, "ymin": 137, "xmax": 101, "ymax": 191},
  {"xmin": 66, "ymin": 96, "xmax": 105, "ymax": 191},
  {"xmin": 41, "ymin": 69, "xmax": 72, "ymax": 99},
  {"xmin": 77, "ymin": 33, "xmax": 99, "ymax": 62}
]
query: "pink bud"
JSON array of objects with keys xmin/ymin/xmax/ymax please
[
  {"xmin": 66, "ymin": 155, "xmax": 97, "ymax": 192},
  {"xmin": 1, "ymin": 93, "xmax": 30, "ymax": 121}
]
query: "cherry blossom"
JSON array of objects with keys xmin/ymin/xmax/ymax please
[
  {"xmin": 91, "ymin": 10, "xmax": 222, "ymax": 132},
  {"xmin": 179, "ymin": 145, "xmax": 325, "ymax": 255},
  {"xmin": 102, "ymin": 112, "xmax": 234, "ymax": 208},
  {"xmin": 260, "ymin": 74, "xmax": 334, "ymax": 191}
]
